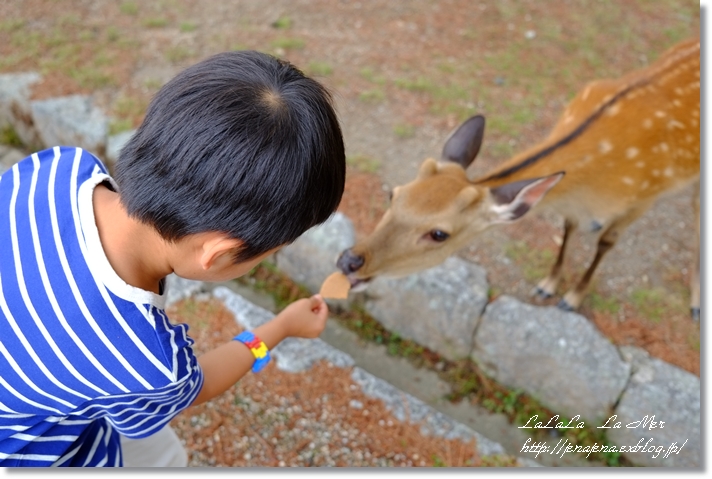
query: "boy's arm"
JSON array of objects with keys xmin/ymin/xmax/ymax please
[{"xmin": 191, "ymin": 294, "xmax": 328, "ymax": 406}]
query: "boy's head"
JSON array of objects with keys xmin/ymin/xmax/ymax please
[{"xmin": 114, "ymin": 50, "xmax": 345, "ymax": 263}]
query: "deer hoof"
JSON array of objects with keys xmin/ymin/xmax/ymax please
[
  {"xmin": 691, "ymin": 307, "xmax": 700, "ymax": 322},
  {"xmin": 556, "ymin": 299, "xmax": 576, "ymax": 312},
  {"xmin": 532, "ymin": 286, "xmax": 553, "ymax": 300}
]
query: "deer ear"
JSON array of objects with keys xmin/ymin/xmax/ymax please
[
  {"xmin": 442, "ymin": 115, "xmax": 485, "ymax": 169},
  {"xmin": 488, "ymin": 172, "xmax": 564, "ymax": 223}
]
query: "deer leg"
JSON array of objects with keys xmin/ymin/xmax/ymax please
[
  {"xmin": 691, "ymin": 181, "xmax": 700, "ymax": 321},
  {"xmin": 558, "ymin": 205, "xmax": 649, "ymax": 312},
  {"xmin": 533, "ymin": 218, "xmax": 578, "ymax": 299}
]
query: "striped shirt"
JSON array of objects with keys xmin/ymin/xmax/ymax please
[{"xmin": 0, "ymin": 146, "xmax": 204, "ymax": 467}]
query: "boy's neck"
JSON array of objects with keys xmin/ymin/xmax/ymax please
[{"xmin": 93, "ymin": 183, "xmax": 174, "ymax": 294}]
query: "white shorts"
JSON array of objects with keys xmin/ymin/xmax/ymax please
[{"xmin": 120, "ymin": 426, "xmax": 188, "ymax": 467}]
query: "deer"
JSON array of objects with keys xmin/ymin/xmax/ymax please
[{"xmin": 336, "ymin": 37, "xmax": 700, "ymax": 321}]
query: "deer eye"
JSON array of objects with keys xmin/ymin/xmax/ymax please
[{"xmin": 428, "ymin": 229, "xmax": 450, "ymax": 242}]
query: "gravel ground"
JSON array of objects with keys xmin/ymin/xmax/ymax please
[{"xmin": 167, "ymin": 297, "xmax": 521, "ymax": 468}]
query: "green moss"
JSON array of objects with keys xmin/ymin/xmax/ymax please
[
  {"xmin": 0, "ymin": 126, "xmax": 24, "ymax": 148},
  {"xmin": 233, "ymin": 263, "xmax": 632, "ymax": 467}
]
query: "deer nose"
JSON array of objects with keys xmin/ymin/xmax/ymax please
[{"xmin": 336, "ymin": 248, "xmax": 365, "ymax": 274}]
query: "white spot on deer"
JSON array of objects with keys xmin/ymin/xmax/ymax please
[
  {"xmin": 599, "ymin": 140, "xmax": 613, "ymax": 154},
  {"xmin": 606, "ymin": 103, "xmax": 621, "ymax": 116},
  {"xmin": 643, "ymin": 118, "xmax": 653, "ymax": 129},
  {"xmin": 674, "ymin": 87, "xmax": 684, "ymax": 96},
  {"xmin": 689, "ymin": 81, "xmax": 700, "ymax": 90},
  {"xmin": 622, "ymin": 177, "xmax": 634, "ymax": 185},
  {"xmin": 664, "ymin": 167, "xmax": 674, "ymax": 177},
  {"xmin": 652, "ymin": 169, "xmax": 661, "ymax": 177},
  {"xmin": 582, "ymin": 86, "xmax": 591, "ymax": 101},
  {"xmin": 580, "ymin": 154, "xmax": 592, "ymax": 163},
  {"xmin": 635, "ymin": 161, "xmax": 646, "ymax": 168},
  {"xmin": 626, "ymin": 147, "xmax": 639, "ymax": 159},
  {"xmin": 641, "ymin": 180, "xmax": 650, "ymax": 189},
  {"xmin": 686, "ymin": 134, "xmax": 695, "ymax": 143},
  {"xmin": 667, "ymin": 119, "xmax": 685, "ymax": 130},
  {"xmin": 655, "ymin": 110, "xmax": 666, "ymax": 118},
  {"xmin": 691, "ymin": 110, "xmax": 699, "ymax": 118},
  {"xmin": 690, "ymin": 119, "xmax": 698, "ymax": 128},
  {"xmin": 658, "ymin": 143, "xmax": 669, "ymax": 152},
  {"xmin": 672, "ymin": 99, "xmax": 682, "ymax": 107}
]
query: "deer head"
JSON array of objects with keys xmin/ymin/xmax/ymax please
[{"xmin": 337, "ymin": 116, "xmax": 563, "ymax": 289}]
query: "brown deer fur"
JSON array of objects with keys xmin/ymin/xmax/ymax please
[{"xmin": 337, "ymin": 37, "xmax": 700, "ymax": 320}]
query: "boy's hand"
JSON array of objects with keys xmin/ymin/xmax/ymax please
[
  {"xmin": 274, "ymin": 294, "xmax": 329, "ymax": 339},
  {"xmin": 193, "ymin": 295, "xmax": 328, "ymax": 406}
]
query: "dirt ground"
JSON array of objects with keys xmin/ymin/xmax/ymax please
[
  {"xmin": 166, "ymin": 297, "xmax": 519, "ymax": 467},
  {"xmin": 0, "ymin": 0, "xmax": 701, "ymax": 466}
]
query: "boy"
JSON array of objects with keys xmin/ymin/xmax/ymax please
[{"xmin": 0, "ymin": 50, "xmax": 345, "ymax": 467}]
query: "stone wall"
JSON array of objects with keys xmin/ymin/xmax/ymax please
[{"xmin": 276, "ymin": 213, "xmax": 701, "ymax": 467}]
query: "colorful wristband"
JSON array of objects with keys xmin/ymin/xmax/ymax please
[{"xmin": 233, "ymin": 331, "xmax": 271, "ymax": 373}]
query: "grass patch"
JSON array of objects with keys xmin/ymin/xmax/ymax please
[
  {"xmin": 394, "ymin": 76, "xmax": 435, "ymax": 93},
  {"xmin": 359, "ymin": 67, "xmax": 386, "ymax": 85},
  {"xmin": 346, "ymin": 154, "xmax": 380, "ymax": 174},
  {"xmin": 271, "ymin": 16, "xmax": 292, "ymax": 29},
  {"xmin": 119, "ymin": 1, "xmax": 139, "ymax": 16},
  {"xmin": 0, "ymin": 126, "xmax": 24, "ymax": 148},
  {"xmin": 504, "ymin": 240, "xmax": 555, "ymax": 284},
  {"xmin": 69, "ymin": 67, "xmax": 114, "ymax": 89},
  {"xmin": 480, "ymin": 455, "xmax": 520, "ymax": 467},
  {"xmin": 630, "ymin": 287, "xmax": 685, "ymax": 322},
  {"xmin": 588, "ymin": 292, "xmax": 621, "ymax": 315},
  {"xmin": 108, "ymin": 118, "xmax": 134, "ymax": 136},
  {"xmin": 164, "ymin": 46, "xmax": 193, "ymax": 64},
  {"xmin": 358, "ymin": 89, "xmax": 385, "ymax": 104},
  {"xmin": 233, "ymin": 262, "xmax": 631, "ymax": 467},
  {"xmin": 487, "ymin": 141, "xmax": 516, "ymax": 161},
  {"xmin": 143, "ymin": 17, "xmax": 170, "ymax": 28},
  {"xmin": 106, "ymin": 26, "xmax": 121, "ymax": 42},
  {"xmin": 179, "ymin": 22, "xmax": 198, "ymax": 32},
  {"xmin": 111, "ymin": 95, "xmax": 148, "ymax": 129},
  {"xmin": 393, "ymin": 123, "xmax": 416, "ymax": 139},
  {"xmin": 142, "ymin": 78, "xmax": 164, "ymax": 91},
  {"xmin": 306, "ymin": 61, "xmax": 333, "ymax": 77},
  {"xmin": 688, "ymin": 334, "xmax": 700, "ymax": 352},
  {"xmin": 271, "ymin": 37, "xmax": 305, "ymax": 50},
  {"xmin": 0, "ymin": 19, "xmax": 25, "ymax": 33}
]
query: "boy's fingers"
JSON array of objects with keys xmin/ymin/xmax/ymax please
[
  {"xmin": 310, "ymin": 294, "xmax": 324, "ymax": 310},
  {"xmin": 310, "ymin": 294, "xmax": 329, "ymax": 319}
]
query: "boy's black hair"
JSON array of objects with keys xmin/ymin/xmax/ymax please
[{"xmin": 113, "ymin": 50, "xmax": 345, "ymax": 262}]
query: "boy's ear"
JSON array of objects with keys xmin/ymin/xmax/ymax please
[{"xmin": 199, "ymin": 234, "xmax": 244, "ymax": 270}]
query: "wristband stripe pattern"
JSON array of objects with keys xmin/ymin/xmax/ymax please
[{"xmin": 234, "ymin": 331, "xmax": 271, "ymax": 373}]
